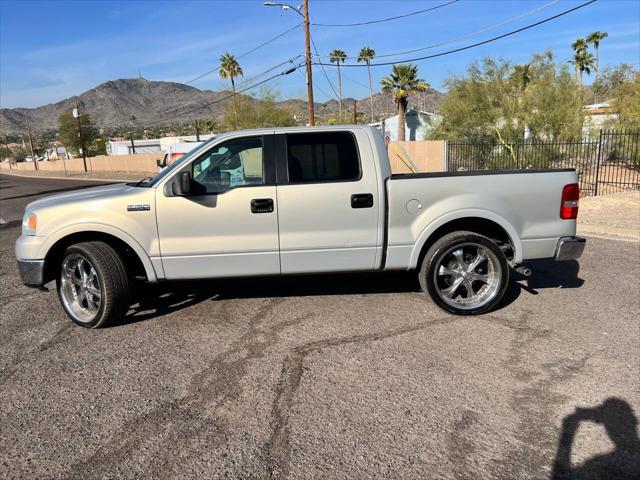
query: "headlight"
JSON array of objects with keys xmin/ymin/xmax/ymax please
[{"xmin": 22, "ymin": 212, "xmax": 37, "ymax": 236}]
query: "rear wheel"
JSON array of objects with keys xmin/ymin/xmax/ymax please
[
  {"xmin": 419, "ymin": 231, "xmax": 509, "ymax": 315},
  {"xmin": 57, "ymin": 241, "xmax": 130, "ymax": 328}
]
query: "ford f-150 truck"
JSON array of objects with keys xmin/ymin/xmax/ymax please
[{"xmin": 16, "ymin": 126, "xmax": 585, "ymax": 327}]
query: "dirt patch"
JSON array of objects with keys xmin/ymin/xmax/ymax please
[{"xmin": 578, "ymin": 191, "xmax": 640, "ymax": 240}]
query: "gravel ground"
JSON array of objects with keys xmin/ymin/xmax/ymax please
[
  {"xmin": 578, "ymin": 191, "xmax": 640, "ymax": 240},
  {"xmin": 1, "ymin": 174, "xmax": 639, "ymax": 479}
]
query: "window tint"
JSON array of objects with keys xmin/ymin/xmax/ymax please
[
  {"xmin": 191, "ymin": 137, "xmax": 264, "ymax": 193},
  {"xmin": 286, "ymin": 132, "xmax": 360, "ymax": 183}
]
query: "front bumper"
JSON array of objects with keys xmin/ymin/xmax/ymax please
[
  {"xmin": 555, "ymin": 236, "xmax": 586, "ymax": 261},
  {"xmin": 17, "ymin": 259, "xmax": 45, "ymax": 286}
]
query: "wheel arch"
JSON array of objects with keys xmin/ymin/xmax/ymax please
[
  {"xmin": 410, "ymin": 210, "xmax": 522, "ymax": 270},
  {"xmin": 40, "ymin": 225, "xmax": 158, "ymax": 284}
]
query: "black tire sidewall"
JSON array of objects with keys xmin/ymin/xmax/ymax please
[
  {"xmin": 56, "ymin": 244, "xmax": 108, "ymax": 328},
  {"xmin": 421, "ymin": 232, "xmax": 509, "ymax": 315}
]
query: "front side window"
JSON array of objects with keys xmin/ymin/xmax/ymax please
[
  {"xmin": 191, "ymin": 136, "xmax": 264, "ymax": 193},
  {"xmin": 286, "ymin": 132, "xmax": 360, "ymax": 183}
]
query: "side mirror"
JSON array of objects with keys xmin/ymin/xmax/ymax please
[
  {"xmin": 173, "ymin": 171, "xmax": 192, "ymax": 196},
  {"xmin": 156, "ymin": 159, "xmax": 162, "ymax": 167}
]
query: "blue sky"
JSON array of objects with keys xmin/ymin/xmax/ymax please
[{"xmin": 0, "ymin": 0, "xmax": 638, "ymax": 109}]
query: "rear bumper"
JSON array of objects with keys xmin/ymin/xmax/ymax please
[
  {"xmin": 555, "ymin": 236, "xmax": 586, "ymax": 261},
  {"xmin": 17, "ymin": 259, "xmax": 45, "ymax": 286}
]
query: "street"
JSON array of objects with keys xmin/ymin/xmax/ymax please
[{"xmin": 1, "ymin": 173, "xmax": 638, "ymax": 479}]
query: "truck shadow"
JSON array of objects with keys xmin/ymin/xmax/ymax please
[
  {"xmin": 116, "ymin": 260, "xmax": 585, "ymax": 326},
  {"xmin": 497, "ymin": 259, "xmax": 583, "ymax": 310}
]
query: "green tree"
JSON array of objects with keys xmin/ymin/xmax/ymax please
[
  {"xmin": 429, "ymin": 52, "xmax": 582, "ymax": 143},
  {"xmin": 612, "ymin": 73, "xmax": 640, "ymax": 129},
  {"xmin": 592, "ymin": 64, "xmax": 634, "ymax": 101},
  {"xmin": 219, "ymin": 52, "xmax": 243, "ymax": 129},
  {"xmin": 220, "ymin": 87, "xmax": 295, "ymax": 131},
  {"xmin": 381, "ymin": 63, "xmax": 429, "ymax": 141},
  {"xmin": 58, "ymin": 108, "xmax": 98, "ymax": 156},
  {"xmin": 357, "ymin": 46, "xmax": 376, "ymax": 122},
  {"xmin": 329, "ymin": 49, "xmax": 347, "ymax": 117},
  {"xmin": 586, "ymin": 31, "xmax": 608, "ymax": 86}
]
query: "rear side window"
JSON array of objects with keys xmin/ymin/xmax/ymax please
[{"xmin": 286, "ymin": 132, "xmax": 360, "ymax": 183}]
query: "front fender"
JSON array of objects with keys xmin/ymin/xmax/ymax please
[
  {"xmin": 38, "ymin": 222, "xmax": 160, "ymax": 282},
  {"xmin": 408, "ymin": 208, "xmax": 523, "ymax": 268}
]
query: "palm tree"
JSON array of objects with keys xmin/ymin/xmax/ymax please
[
  {"xmin": 357, "ymin": 46, "xmax": 376, "ymax": 122},
  {"xmin": 219, "ymin": 52, "xmax": 243, "ymax": 129},
  {"xmin": 511, "ymin": 64, "xmax": 533, "ymax": 97},
  {"xmin": 329, "ymin": 49, "xmax": 347, "ymax": 117},
  {"xmin": 586, "ymin": 31, "xmax": 608, "ymax": 85},
  {"xmin": 380, "ymin": 64, "xmax": 428, "ymax": 141},
  {"xmin": 570, "ymin": 38, "xmax": 588, "ymax": 83},
  {"xmin": 569, "ymin": 50, "xmax": 596, "ymax": 93}
]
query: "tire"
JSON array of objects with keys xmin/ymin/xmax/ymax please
[
  {"xmin": 419, "ymin": 231, "xmax": 509, "ymax": 315},
  {"xmin": 56, "ymin": 241, "xmax": 131, "ymax": 328}
]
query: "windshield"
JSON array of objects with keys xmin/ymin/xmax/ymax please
[{"xmin": 145, "ymin": 137, "xmax": 218, "ymax": 188}]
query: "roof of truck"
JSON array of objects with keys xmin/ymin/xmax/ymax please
[{"xmin": 216, "ymin": 124, "xmax": 378, "ymax": 138}]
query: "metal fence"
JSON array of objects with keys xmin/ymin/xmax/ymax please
[{"xmin": 446, "ymin": 129, "xmax": 640, "ymax": 197}]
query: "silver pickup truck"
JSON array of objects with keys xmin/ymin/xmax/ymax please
[{"xmin": 16, "ymin": 126, "xmax": 585, "ymax": 327}]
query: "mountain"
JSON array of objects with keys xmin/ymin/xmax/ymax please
[{"xmin": 0, "ymin": 78, "xmax": 444, "ymax": 134}]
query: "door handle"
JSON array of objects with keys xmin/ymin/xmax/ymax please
[
  {"xmin": 251, "ymin": 198, "xmax": 274, "ymax": 213},
  {"xmin": 351, "ymin": 193, "xmax": 374, "ymax": 209}
]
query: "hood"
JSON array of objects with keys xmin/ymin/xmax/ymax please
[{"xmin": 26, "ymin": 183, "xmax": 140, "ymax": 211}]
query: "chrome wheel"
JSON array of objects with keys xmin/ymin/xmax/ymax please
[
  {"xmin": 60, "ymin": 253, "xmax": 102, "ymax": 323},
  {"xmin": 433, "ymin": 242, "xmax": 502, "ymax": 311}
]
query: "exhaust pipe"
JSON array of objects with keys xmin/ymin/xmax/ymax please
[{"xmin": 514, "ymin": 264, "xmax": 533, "ymax": 277}]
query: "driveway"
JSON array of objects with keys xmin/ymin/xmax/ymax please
[{"xmin": 1, "ymin": 173, "xmax": 638, "ymax": 479}]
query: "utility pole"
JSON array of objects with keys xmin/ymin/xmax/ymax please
[
  {"xmin": 74, "ymin": 104, "xmax": 88, "ymax": 172},
  {"xmin": 4, "ymin": 137, "xmax": 12, "ymax": 170},
  {"xmin": 26, "ymin": 121, "xmax": 38, "ymax": 171},
  {"xmin": 352, "ymin": 99, "xmax": 357, "ymax": 124},
  {"xmin": 264, "ymin": 1, "xmax": 314, "ymax": 125},
  {"xmin": 195, "ymin": 119, "xmax": 200, "ymax": 141},
  {"xmin": 303, "ymin": 0, "xmax": 315, "ymax": 125}
]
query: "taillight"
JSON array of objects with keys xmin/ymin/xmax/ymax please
[{"xmin": 560, "ymin": 183, "xmax": 580, "ymax": 219}]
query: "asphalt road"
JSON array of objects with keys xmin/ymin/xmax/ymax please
[{"xmin": 1, "ymin": 173, "xmax": 639, "ymax": 479}]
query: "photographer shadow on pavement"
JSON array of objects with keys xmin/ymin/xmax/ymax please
[{"xmin": 551, "ymin": 397, "xmax": 640, "ymax": 480}]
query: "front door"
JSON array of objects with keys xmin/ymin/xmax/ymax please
[{"xmin": 155, "ymin": 135, "xmax": 280, "ymax": 279}]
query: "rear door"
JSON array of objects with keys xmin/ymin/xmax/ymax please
[{"xmin": 275, "ymin": 130, "xmax": 380, "ymax": 274}]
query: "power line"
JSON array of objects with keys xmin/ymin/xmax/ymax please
[
  {"xmin": 157, "ymin": 63, "xmax": 304, "ymax": 125},
  {"xmin": 315, "ymin": 0, "xmax": 560, "ymax": 61},
  {"xmin": 162, "ymin": 56, "xmax": 303, "ymax": 119},
  {"xmin": 236, "ymin": 23, "xmax": 301, "ymax": 60},
  {"xmin": 182, "ymin": 23, "xmax": 301, "ymax": 86},
  {"xmin": 313, "ymin": 0, "xmax": 598, "ymax": 67},
  {"xmin": 309, "ymin": 34, "xmax": 340, "ymax": 100},
  {"xmin": 313, "ymin": 0, "xmax": 458, "ymax": 27}
]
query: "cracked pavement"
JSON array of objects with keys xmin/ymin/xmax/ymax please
[{"xmin": 1, "ymin": 174, "xmax": 639, "ymax": 479}]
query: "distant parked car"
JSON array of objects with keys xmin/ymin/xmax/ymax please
[{"xmin": 156, "ymin": 143, "xmax": 202, "ymax": 172}]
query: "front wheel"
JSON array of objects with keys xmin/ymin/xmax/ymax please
[
  {"xmin": 419, "ymin": 231, "xmax": 509, "ymax": 315},
  {"xmin": 57, "ymin": 241, "xmax": 130, "ymax": 328}
]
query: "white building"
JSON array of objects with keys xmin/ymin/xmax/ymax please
[
  {"xmin": 371, "ymin": 109, "xmax": 443, "ymax": 141},
  {"xmin": 107, "ymin": 134, "xmax": 216, "ymax": 156},
  {"xmin": 582, "ymin": 102, "xmax": 618, "ymax": 138}
]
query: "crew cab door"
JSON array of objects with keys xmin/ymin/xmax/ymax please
[
  {"xmin": 275, "ymin": 130, "xmax": 381, "ymax": 274},
  {"xmin": 155, "ymin": 135, "xmax": 280, "ymax": 279}
]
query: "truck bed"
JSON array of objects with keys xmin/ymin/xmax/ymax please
[{"xmin": 383, "ymin": 168, "xmax": 579, "ymax": 270}]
